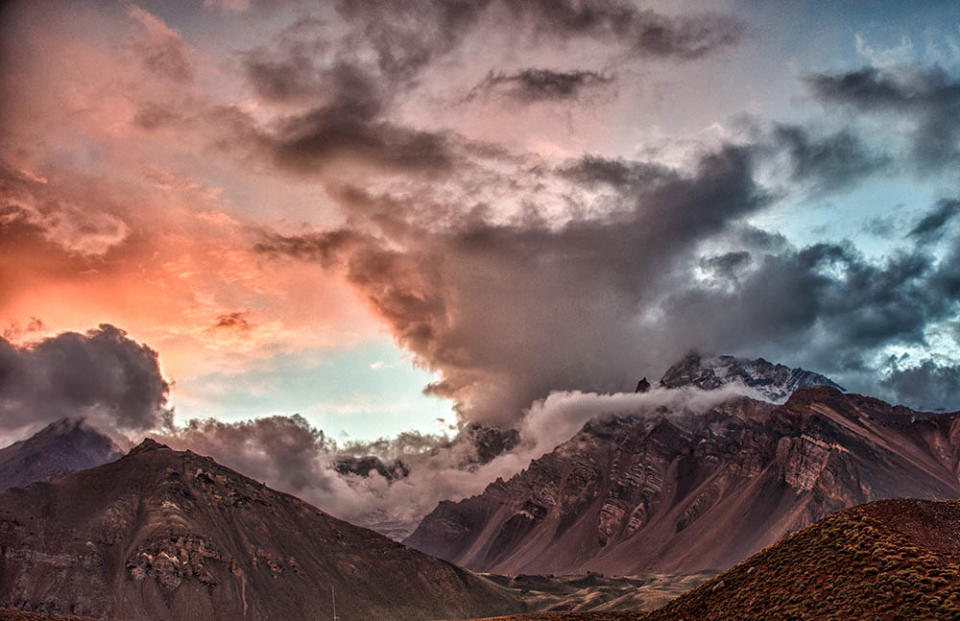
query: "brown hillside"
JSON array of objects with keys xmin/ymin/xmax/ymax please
[
  {"xmin": 0, "ymin": 440, "xmax": 519, "ymax": 621},
  {"xmin": 643, "ymin": 498, "xmax": 960, "ymax": 620}
]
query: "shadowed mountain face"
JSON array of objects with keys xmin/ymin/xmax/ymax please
[
  {"xmin": 0, "ymin": 418, "xmax": 122, "ymax": 492},
  {"xmin": 643, "ymin": 499, "xmax": 960, "ymax": 620},
  {"xmin": 406, "ymin": 386, "xmax": 960, "ymax": 576},
  {"xmin": 0, "ymin": 440, "xmax": 520, "ymax": 621}
]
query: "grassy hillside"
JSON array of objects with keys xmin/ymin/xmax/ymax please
[{"xmin": 643, "ymin": 499, "xmax": 960, "ymax": 620}]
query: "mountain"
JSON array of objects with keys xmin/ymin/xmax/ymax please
[
  {"xmin": 0, "ymin": 418, "xmax": 122, "ymax": 492},
  {"xmin": 0, "ymin": 439, "xmax": 520, "ymax": 621},
  {"xmin": 642, "ymin": 499, "xmax": 960, "ymax": 620},
  {"xmin": 406, "ymin": 385, "xmax": 960, "ymax": 576},
  {"xmin": 658, "ymin": 351, "xmax": 843, "ymax": 402}
]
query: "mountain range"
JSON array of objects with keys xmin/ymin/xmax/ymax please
[
  {"xmin": 406, "ymin": 356, "xmax": 960, "ymax": 577},
  {"xmin": 657, "ymin": 352, "xmax": 844, "ymax": 401},
  {"xmin": 466, "ymin": 499, "xmax": 960, "ymax": 621},
  {"xmin": 0, "ymin": 439, "xmax": 518, "ymax": 620},
  {"xmin": 2, "ymin": 353, "xmax": 959, "ymax": 620}
]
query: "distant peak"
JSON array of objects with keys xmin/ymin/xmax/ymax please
[
  {"xmin": 659, "ymin": 352, "xmax": 843, "ymax": 403},
  {"xmin": 38, "ymin": 417, "xmax": 87, "ymax": 435},
  {"xmin": 128, "ymin": 438, "xmax": 170, "ymax": 455}
]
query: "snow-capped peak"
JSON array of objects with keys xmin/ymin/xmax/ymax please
[{"xmin": 658, "ymin": 352, "xmax": 843, "ymax": 403}]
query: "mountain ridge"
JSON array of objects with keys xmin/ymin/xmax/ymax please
[
  {"xmin": 657, "ymin": 351, "xmax": 843, "ymax": 402},
  {"xmin": 0, "ymin": 418, "xmax": 123, "ymax": 492},
  {"xmin": 0, "ymin": 439, "xmax": 520, "ymax": 620},
  {"xmin": 406, "ymin": 385, "xmax": 960, "ymax": 576}
]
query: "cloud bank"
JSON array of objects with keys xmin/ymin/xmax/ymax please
[{"xmin": 0, "ymin": 325, "xmax": 172, "ymax": 433}]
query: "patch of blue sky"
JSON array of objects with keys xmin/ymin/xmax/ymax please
[
  {"xmin": 169, "ymin": 337, "xmax": 454, "ymax": 442},
  {"xmin": 748, "ymin": 177, "xmax": 940, "ymax": 261}
]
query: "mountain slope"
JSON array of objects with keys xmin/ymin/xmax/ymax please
[
  {"xmin": 643, "ymin": 499, "xmax": 960, "ymax": 620},
  {"xmin": 0, "ymin": 440, "xmax": 520, "ymax": 621},
  {"xmin": 406, "ymin": 386, "xmax": 960, "ymax": 576},
  {"xmin": 0, "ymin": 418, "xmax": 122, "ymax": 492}
]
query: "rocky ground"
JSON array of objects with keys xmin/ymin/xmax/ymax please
[
  {"xmin": 489, "ymin": 572, "xmax": 713, "ymax": 613},
  {"xmin": 0, "ymin": 611, "xmax": 103, "ymax": 620},
  {"xmin": 468, "ymin": 614, "xmax": 641, "ymax": 621}
]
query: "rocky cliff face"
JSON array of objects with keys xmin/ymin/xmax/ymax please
[
  {"xmin": 659, "ymin": 352, "xmax": 843, "ymax": 402},
  {"xmin": 405, "ymin": 386, "xmax": 960, "ymax": 576},
  {"xmin": 0, "ymin": 440, "xmax": 519, "ymax": 621},
  {"xmin": 0, "ymin": 418, "xmax": 122, "ymax": 492}
]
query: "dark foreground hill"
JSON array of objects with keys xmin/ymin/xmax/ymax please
[
  {"xmin": 0, "ymin": 439, "xmax": 519, "ymax": 621},
  {"xmin": 0, "ymin": 418, "xmax": 122, "ymax": 492},
  {"xmin": 0, "ymin": 611, "xmax": 102, "ymax": 621},
  {"xmin": 408, "ymin": 386, "xmax": 960, "ymax": 576},
  {"xmin": 643, "ymin": 498, "xmax": 960, "ymax": 620}
]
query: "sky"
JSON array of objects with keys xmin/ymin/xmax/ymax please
[{"xmin": 2, "ymin": 0, "xmax": 960, "ymax": 528}]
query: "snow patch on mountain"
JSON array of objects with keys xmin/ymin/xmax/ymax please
[{"xmin": 659, "ymin": 352, "xmax": 843, "ymax": 403}]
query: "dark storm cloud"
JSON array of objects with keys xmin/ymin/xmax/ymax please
[
  {"xmin": 257, "ymin": 144, "xmax": 771, "ymax": 425},
  {"xmin": 258, "ymin": 137, "xmax": 960, "ymax": 417},
  {"xmin": 162, "ymin": 414, "xmax": 337, "ymax": 493},
  {"xmin": 508, "ymin": 1, "xmax": 742, "ymax": 59},
  {"xmin": 772, "ymin": 124, "xmax": 890, "ymax": 192},
  {"xmin": 271, "ymin": 111, "xmax": 454, "ymax": 174},
  {"xmin": 879, "ymin": 357, "xmax": 960, "ymax": 412},
  {"xmin": 663, "ymin": 242, "xmax": 940, "ymax": 362},
  {"xmin": 807, "ymin": 66, "xmax": 960, "ymax": 171},
  {"xmin": 0, "ymin": 325, "xmax": 172, "ymax": 431},
  {"xmin": 334, "ymin": 0, "xmax": 742, "ymax": 81},
  {"xmin": 558, "ymin": 155, "xmax": 671, "ymax": 188},
  {"xmin": 466, "ymin": 69, "xmax": 613, "ymax": 102},
  {"xmin": 240, "ymin": 17, "xmax": 329, "ymax": 103},
  {"xmin": 909, "ymin": 199, "xmax": 960, "ymax": 240},
  {"xmin": 222, "ymin": 62, "xmax": 456, "ymax": 175}
]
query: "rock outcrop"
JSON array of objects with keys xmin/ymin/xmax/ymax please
[
  {"xmin": 0, "ymin": 441, "xmax": 519, "ymax": 621},
  {"xmin": 406, "ymin": 386, "xmax": 960, "ymax": 576}
]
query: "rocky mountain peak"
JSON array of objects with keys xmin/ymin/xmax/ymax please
[
  {"xmin": 35, "ymin": 417, "xmax": 87, "ymax": 436},
  {"xmin": 127, "ymin": 437, "xmax": 170, "ymax": 455},
  {"xmin": 0, "ymin": 417, "xmax": 123, "ymax": 492},
  {"xmin": 658, "ymin": 351, "xmax": 843, "ymax": 402}
]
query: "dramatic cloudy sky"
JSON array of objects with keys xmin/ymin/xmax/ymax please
[{"xmin": 2, "ymin": 0, "xmax": 960, "ymax": 455}]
